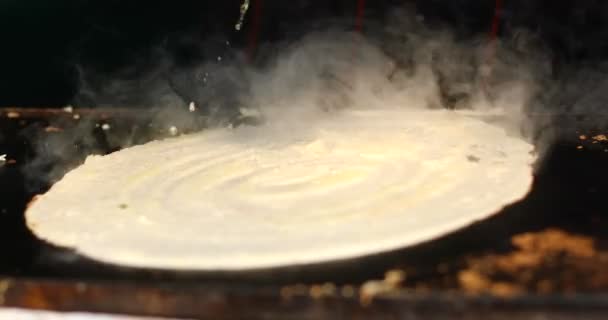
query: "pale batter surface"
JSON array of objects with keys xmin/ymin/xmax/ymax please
[{"xmin": 25, "ymin": 108, "xmax": 535, "ymax": 270}]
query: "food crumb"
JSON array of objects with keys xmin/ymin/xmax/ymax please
[
  {"xmin": 73, "ymin": 114, "xmax": 81, "ymax": 120},
  {"xmin": 308, "ymin": 283, "xmax": 336, "ymax": 299},
  {"xmin": 511, "ymin": 228, "xmax": 595, "ymax": 258},
  {"xmin": 458, "ymin": 270, "xmax": 490, "ymax": 294},
  {"xmin": 0, "ymin": 154, "xmax": 5, "ymax": 163},
  {"xmin": 309, "ymin": 285, "xmax": 324, "ymax": 299},
  {"xmin": 577, "ymin": 145, "xmax": 584, "ymax": 150},
  {"xmin": 358, "ymin": 269, "xmax": 407, "ymax": 305},
  {"xmin": 63, "ymin": 106, "xmax": 74, "ymax": 113},
  {"xmin": 6, "ymin": 111, "xmax": 19, "ymax": 119},
  {"xmin": 490, "ymin": 282, "xmax": 523, "ymax": 297},
  {"xmin": 189, "ymin": 102, "xmax": 197, "ymax": 112},
  {"xmin": 384, "ymin": 269, "xmax": 406, "ymax": 287},
  {"xmin": 44, "ymin": 126, "xmax": 63, "ymax": 133},
  {"xmin": 360, "ymin": 280, "xmax": 391, "ymax": 306},
  {"xmin": 169, "ymin": 126, "xmax": 178, "ymax": 136},
  {"xmin": 341, "ymin": 285, "xmax": 356, "ymax": 298},
  {"xmin": 593, "ymin": 134, "xmax": 607, "ymax": 141},
  {"xmin": 579, "ymin": 135, "xmax": 587, "ymax": 140},
  {"xmin": 101, "ymin": 123, "xmax": 111, "ymax": 131},
  {"xmin": 118, "ymin": 204, "xmax": 128, "ymax": 209},
  {"xmin": 321, "ymin": 283, "xmax": 337, "ymax": 296},
  {"xmin": 459, "ymin": 228, "xmax": 598, "ymax": 295}
]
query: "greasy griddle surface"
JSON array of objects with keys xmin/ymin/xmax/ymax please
[{"xmin": 1, "ymin": 114, "xmax": 608, "ymax": 294}]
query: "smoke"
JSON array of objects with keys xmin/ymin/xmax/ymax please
[
  {"xmin": 242, "ymin": 11, "xmax": 546, "ymax": 140},
  {"xmin": 23, "ymin": 5, "xmax": 554, "ymax": 189}
]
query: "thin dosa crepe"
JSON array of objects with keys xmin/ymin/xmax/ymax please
[{"xmin": 26, "ymin": 109, "xmax": 535, "ymax": 270}]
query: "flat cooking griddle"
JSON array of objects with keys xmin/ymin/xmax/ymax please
[{"xmin": 1, "ymin": 108, "xmax": 608, "ymax": 319}]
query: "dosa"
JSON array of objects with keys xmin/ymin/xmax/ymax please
[{"xmin": 26, "ymin": 108, "xmax": 535, "ymax": 270}]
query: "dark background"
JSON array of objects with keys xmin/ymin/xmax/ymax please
[{"xmin": 1, "ymin": 0, "xmax": 608, "ymax": 108}]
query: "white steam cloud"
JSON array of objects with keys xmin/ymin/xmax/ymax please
[{"xmin": 24, "ymin": 7, "xmax": 550, "ymax": 188}]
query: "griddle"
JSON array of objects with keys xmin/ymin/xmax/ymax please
[{"xmin": 1, "ymin": 108, "xmax": 608, "ymax": 319}]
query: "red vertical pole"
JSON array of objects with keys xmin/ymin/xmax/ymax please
[
  {"xmin": 247, "ymin": 0, "xmax": 263, "ymax": 62},
  {"xmin": 489, "ymin": 0, "xmax": 503, "ymax": 41},
  {"xmin": 486, "ymin": 0, "xmax": 503, "ymax": 63},
  {"xmin": 482, "ymin": 0, "xmax": 503, "ymax": 92},
  {"xmin": 356, "ymin": 0, "xmax": 366, "ymax": 32}
]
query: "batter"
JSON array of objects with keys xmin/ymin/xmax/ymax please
[{"xmin": 26, "ymin": 108, "xmax": 535, "ymax": 270}]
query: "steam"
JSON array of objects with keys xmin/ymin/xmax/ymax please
[
  {"xmin": 23, "ymin": 6, "xmax": 550, "ymax": 190},
  {"xmin": 244, "ymin": 22, "xmax": 543, "ymax": 139}
]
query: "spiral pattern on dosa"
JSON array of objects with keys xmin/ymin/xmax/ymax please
[{"xmin": 26, "ymin": 109, "xmax": 535, "ymax": 270}]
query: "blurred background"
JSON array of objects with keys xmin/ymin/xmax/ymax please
[{"xmin": 1, "ymin": 0, "xmax": 607, "ymax": 108}]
